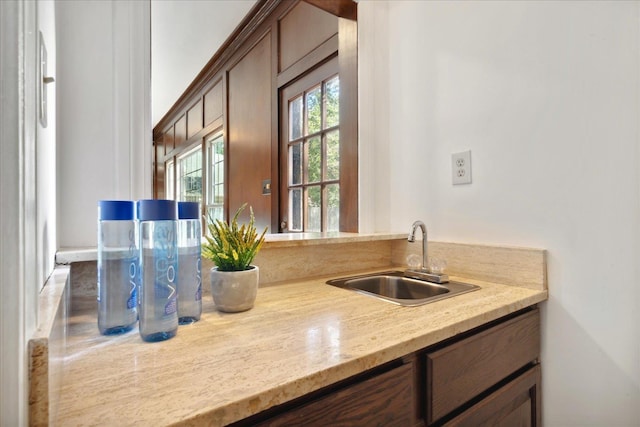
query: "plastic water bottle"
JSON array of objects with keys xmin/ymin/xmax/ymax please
[
  {"xmin": 137, "ymin": 199, "xmax": 178, "ymax": 342},
  {"xmin": 97, "ymin": 200, "xmax": 137, "ymax": 335},
  {"xmin": 177, "ymin": 202, "xmax": 202, "ymax": 324}
]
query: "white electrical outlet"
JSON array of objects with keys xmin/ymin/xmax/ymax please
[{"xmin": 452, "ymin": 150, "xmax": 472, "ymax": 185}]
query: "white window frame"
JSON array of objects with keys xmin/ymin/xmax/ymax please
[
  {"xmin": 165, "ymin": 158, "xmax": 175, "ymax": 200},
  {"xmin": 205, "ymin": 132, "xmax": 225, "ymax": 224},
  {"xmin": 176, "ymin": 144, "xmax": 203, "ymax": 203}
]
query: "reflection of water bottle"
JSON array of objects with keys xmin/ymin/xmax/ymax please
[
  {"xmin": 97, "ymin": 200, "xmax": 137, "ymax": 335},
  {"xmin": 137, "ymin": 200, "xmax": 178, "ymax": 342},
  {"xmin": 177, "ymin": 202, "xmax": 202, "ymax": 324}
]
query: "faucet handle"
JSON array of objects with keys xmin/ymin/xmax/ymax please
[
  {"xmin": 429, "ymin": 258, "xmax": 447, "ymax": 274},
  {"xmin": 406, "ymin": 254, "xmax": 422, "ymax": 269}
]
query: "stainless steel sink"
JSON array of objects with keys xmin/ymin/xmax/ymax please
[{"xmin": 326, "ymin": 271, "xmax": 479, "ymax": 306}]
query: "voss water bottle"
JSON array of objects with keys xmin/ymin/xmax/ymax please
[
  {"xmin": 97, "ymin": 200, "xmax": 137, "ymax": 335},
  {"xmin": 177, "ymin": 202, "xmax": 202, "ymax": 324},
  {"xmin": 137, "ymin": 199, "xmax": 178, "ymax": 342}
]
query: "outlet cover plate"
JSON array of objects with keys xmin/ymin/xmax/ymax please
[{"xmin": 452, "ymin": 150, "xmax": 472, "ymax": 185}]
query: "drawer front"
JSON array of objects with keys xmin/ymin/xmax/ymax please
[
  {"xmin": 444, "ymin": 364, "xmax": 541, "ymax": 427},
  {"xmin": 426, "ymin": 309, "xmax": 540, "ymax": 423},
  {"xmin": 260, "ymin": 361, "xmax": 417, "ymax": 427}
]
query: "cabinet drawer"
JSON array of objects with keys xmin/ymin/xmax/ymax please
[
  {"xmin": 258, "ymin": 361, "xmax": 417, "ymax": 427},
  {"xmin": 444, "ymin": 364, "xmax": 541, "ymax": 427},
  {"xmin": 426, "ymin": 309, "xmax": 540, "ymax": 424}
]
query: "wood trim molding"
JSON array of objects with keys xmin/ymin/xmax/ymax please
[
  {"xmin": 276, "ymin": 33, "xmax": 339, "ymax": 88},
  {"xmin": 338, "ymin": 16, "xmax": 358, "ymax": 232},
  {"xmin": 154, "ymin": 0, "xmax": 281, "ymax": 138},
  {"xmin": 302, "ymin": 0, "xmax": 357, "ymax": 20}
]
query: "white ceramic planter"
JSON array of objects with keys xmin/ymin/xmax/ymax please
[{"xmin": 210, "ymin": 266, "xmax": 259, "ymax": 312}]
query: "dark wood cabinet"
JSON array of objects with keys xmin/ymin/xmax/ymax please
[
  {"xmin": 443, "ymin": 365, "xmax": 541, "ymax": 427},
  {"xmin": 255, "ymin": 361, "xmax": 419, "ymax": 427},
  {"xmin": 227, "ymin": 32, "xmax": 273, "ymax": 230},
  {"xmin": 232, "ymin": 307, "xmax": 541, "ymax": 427},
  {"xmin": 425, "ymin": 309, "xmax": 540, "ymax": 425}
]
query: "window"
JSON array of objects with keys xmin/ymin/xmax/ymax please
[
  {"xmin": 206, "ymin": 134, "xmax": 224, "ymax": 223},
  {"xmin": 162, "ymin": 133, "xmax": 223, "ymax": 230},
  {"xmin": 176, "ymin": 145, "xmax": 202, "ymax": 204},
  {"xmin": 281, "ymin": 58, "xmax": 340, "ymax": 232}
]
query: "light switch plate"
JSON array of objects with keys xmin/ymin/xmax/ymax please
[
  {"xmin": 262, "ymin": 179, "xmax": 271, "ymax": 195},
  {"xmin": 452, "ymin": 150, "xmax": 472, "ymax": 185}
]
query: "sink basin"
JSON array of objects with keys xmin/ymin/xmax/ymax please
[{"xmin": 326, "ymin": 271, "xmax": 479, "ymax": 306}]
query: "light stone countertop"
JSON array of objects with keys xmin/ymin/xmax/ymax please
[{"xmin": 53, "ymin": 270, "xmax": 547, "ymax": 426}]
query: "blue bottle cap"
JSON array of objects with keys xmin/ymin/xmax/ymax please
[
  {"xmin": 178, "ymin": 201, "xmax": 200, "ymax": 219},
  {"xmin": 136, "ymin": 199, "xmax": 178, "ymax": 221},
  {"xmin": 98, "ymin": 200, "xmax": 135, "ymax": 221}
]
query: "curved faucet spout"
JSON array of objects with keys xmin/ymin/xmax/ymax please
[{"xmin": 408, "ymin": 220, "xmax": 428, "ymax": 271}]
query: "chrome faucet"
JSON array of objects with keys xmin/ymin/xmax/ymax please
[
  {"xmin": 408, "ymin": 220, "xmax": 428, "ymax": 272},
  {"xmin": 406, "ymin": 220, "xmax": 449, "ymax": 284}
]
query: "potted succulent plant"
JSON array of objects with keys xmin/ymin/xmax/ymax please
[{"xmin": 203, "ymin": 204, "xmax": 268, "ymax": 312}]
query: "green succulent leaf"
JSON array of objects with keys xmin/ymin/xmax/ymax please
[{"xmin": 202, "ymin": 203, "xmax": 268, "ymax": 271}]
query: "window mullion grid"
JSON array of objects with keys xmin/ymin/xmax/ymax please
[
  {"xmin": 303, "ymin": 186, "xmax": 309, "ymax": 231},
  {"xmin": 316, "ymin": 82, "xmax": 324, "ymax": 232},
  {"xmin": 302, "ymin": 89, "xmax": 309, "ymax": 230},
  {"xmin": 322, "ymin": 183, "xmax": 328, "ymax": 232},
  {"xmin": 288, "ymin": 137, "xmax": 303, "ymax": 187},
  {"xmin": 321, "ymin": 132, "xmax": 328, "ymax": 232}
]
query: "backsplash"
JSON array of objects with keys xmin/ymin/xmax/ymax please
[
  {"xmin": 61, "ymin": 235, "xmax": 548, "ymax": 301},
  {"xmin": 392, "ymin": 241, "xmax": 547, "ymax": 291}
]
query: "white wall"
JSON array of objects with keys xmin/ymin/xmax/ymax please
[
  {"xmin": 0, "ymin": 1, "xmax": 39, "ymax": 423},
  {"xmin": 151, "ymin": 0, "xmax": 256, "ymax": 126},
  {"xmin": 57, "ymin": 0, "xmax": 151, "ymax": 248},
  {"xmin": 37, "ymin": 0, "xmax": 57, "ymax": 291},
  {"xmin": 360, "ymin": 1, "xmax": 640, "ymax": 425}
]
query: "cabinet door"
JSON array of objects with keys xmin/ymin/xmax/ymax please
[
  {"xmin": 257, "ymin": 362, "xmax": 418, "ymax": 427},
  {"xmin": 426, "ymin": 309, "xmax": 540, "ymax": 423},
  {"xmin": 444, "ymin": 364, "xmax": 541, "ymax": 427}
]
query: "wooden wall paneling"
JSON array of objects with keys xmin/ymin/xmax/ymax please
[
  {"xmin": 153, "ymin": 137, "xmax": 159, "ymax": 198},
  {"xmin": 156, "ymin": 143, "xmax": 165, "ymax": 199},
  {"xmin": 187, "ymin": 99, "xmax": 203, "ymax": 139},
  {"xmin": 174, "ymin": 115, "xmax": 186, "ymax": 150},
  {"xmin": 204, "ymin": 79, "xmax": 223, "ymax": 126},
  {"xmin": 279, "ymin": 1, "xmax": 338, "ymax": 73},
  {"xmin": 228, "ymin": 32, "xmax": 272, "ymax": 232},
  {"xmin": 338, "ymin": 17, "xmax": 358, "ymax": 232},
  {"xmin": 153, "ymin": 0, "xmax": 280, "ymax": 135},
  {"xmin": 222, "ymin": 71, "xmax": 229, "ymax": 222},
  {"xmin": 151, "ymin": 0, "xmax": 359, "ymax": 233},
  {"xmin": 276, "ymin": 34, "xmax": 338, "ymax": 88},
  {"xmin": 154, "ymin": 134, "xmax": 166, "ymax": 199},
  {"xmin": 164, "ymin": 126, "xmax": 174, "ymax": 156},
  {"xmin": 270, "ymin": 20, "xmax": 280, "ymax": 233}
]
